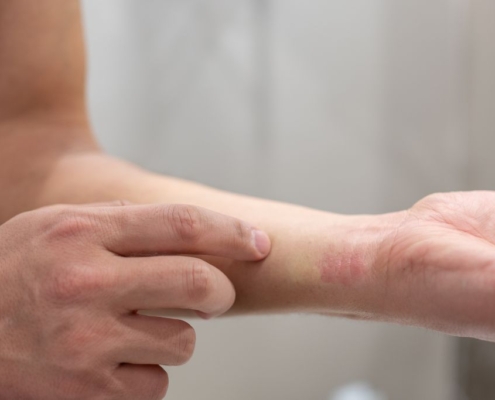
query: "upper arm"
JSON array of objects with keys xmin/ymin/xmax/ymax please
[
  {"xmin": 0, "ymin": 1, "xmax": 97, "ymax": 220},
  {"xmin": 0, "ymin": 0, "xmax": 87, "ymax": 122}
]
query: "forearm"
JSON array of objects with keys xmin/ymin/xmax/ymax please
[
  {"xmin": 0, "ymin": 0, "xmax": 398, "ymax": 315},
  {"xmin": 30, "ymin": 150, "xmax": 403, "ymax": 317},
  {"xmin": 0, "ymin": 0, "xmax": 400, "ymax": 319}
]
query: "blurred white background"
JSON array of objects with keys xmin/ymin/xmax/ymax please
[{"xmin": 81, "ymin": 1, "xmax": 495, "ymax": 399}]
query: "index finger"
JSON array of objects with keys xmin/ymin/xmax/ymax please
[{"xmin": 94, "ymin": 204, "xmax": 271, "ymax": 261}]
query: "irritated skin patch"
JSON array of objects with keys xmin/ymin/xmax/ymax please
[{"xmin": 317, "ymin": 246, "xmax": 367, "ymax": 286}]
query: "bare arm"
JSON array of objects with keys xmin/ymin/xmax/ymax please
[
  {"xmin": 0, "ymin": 0, "xmax": 389, "ymax": 318},
  {"xmin": 3, "ymin": 0, "xmax": 495, "ymax": 341},
  {"xmin": 34, "ymin": 153, "xmax": 398, "ymax": 317},
  {"xmin": 0, "ymin": 0, "xmax": 98, "ymax": 220},
  {"xmin": 0, "ymin": 6, "xmax": 276, "ymax": 398},
  {"xmin": 0, "ymin": 0, "xmax": 86, "ymax": 119}
]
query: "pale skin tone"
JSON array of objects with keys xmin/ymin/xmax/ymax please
[{"xmin": 2, "ymin": 0, "xmax": 495, "ymax": 398}]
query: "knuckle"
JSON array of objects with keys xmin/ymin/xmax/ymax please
[
  {"xmin": 45, "ymin": 265, "xmax": 112, "ymax": 304},
  {"xmin": 231, "ymin": 219, "xmax": 252, "ymax": 246},
  {"xmin": 43, "ymin": 208, "xmax": 95, "ymax": 242},
  {"xmin": 184, "ymin": 261, "xmax": 215, "ymax": 303},
  {"xmin": 166, "ymin": 204, "xmax": 205, "ymax": 242}
]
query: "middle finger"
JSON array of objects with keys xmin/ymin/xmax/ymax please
[{"xmin": 111, "ymin": 255, "xmax": 236, "ymax": 317}]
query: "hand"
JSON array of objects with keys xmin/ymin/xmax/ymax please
[
  {"xmin": 0, "ymin": 202, "xmax": 270, "ymax": 400},
  {"xmin": 378, "ymin": 191, "xmax": 495, "ymax": 340}
]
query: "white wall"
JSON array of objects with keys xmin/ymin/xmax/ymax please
[
  {"xmin": 81, "ymin": 1, "xmax": 477, "ymax": 398},
  {"xmin": 470, "ymin": 0, "xmax": 495, "ymax": 189}
]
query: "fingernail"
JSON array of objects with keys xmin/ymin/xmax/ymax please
[{"xmin": 252, "ymin": 229, "xmax": 271, "ymax": 256}]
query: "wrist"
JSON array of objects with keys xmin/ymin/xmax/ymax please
[
  {"xmin": 222, "ymin": 207, "xmax": 407, "ymax": 317},
  {"xmin": 302, "ymin": 211, "xmax": 408, "ymax": 319},
  {"xmin": 24, "ymin": 148, "xmax": 409, "ymax": 321}
]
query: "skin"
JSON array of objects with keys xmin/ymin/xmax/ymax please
[
  {"xmin": 0, "ymin": 2, "xmax": 272, "ymax": 397},
  {"xmin": 41, "ymin": 157, "xmax": 495, "ymax": 343},
  {"xmin": 0, "ymin": 202, "xmax": 270, "ymax": 399},
  {"xmin": 2, "ymin": 0, "xmax": 495, "ymax": 397}
]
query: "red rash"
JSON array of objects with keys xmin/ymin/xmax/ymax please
[{"xmin": 317, "ymin": 246, "xmax": 367, "ymax": 286}]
